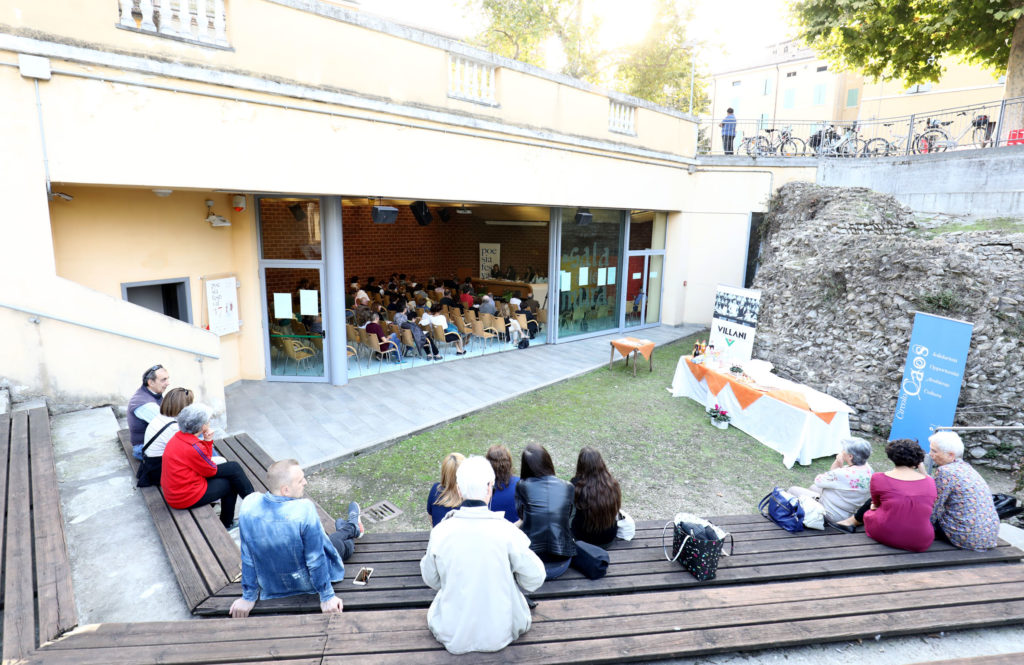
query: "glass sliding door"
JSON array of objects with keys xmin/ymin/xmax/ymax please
[
  {"xmin": 556, "ymin": 208, "xmax": 624, "ymax": 338},
  {"xmin": 258, "ymin": 197, "xmax": 329, "ymax": 382},
  {"xmin": 623, "ymin": 211, "xmax": 667, "ymax": 330}
]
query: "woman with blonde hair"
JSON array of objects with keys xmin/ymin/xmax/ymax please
[{"xmin": 427, "ymin": 452, "xmax": 465, "ymax": 526}]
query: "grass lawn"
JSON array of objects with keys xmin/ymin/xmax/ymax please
[{"xmin": 306, "ymin": 331, "xmax": 1013, "ymax": 533}]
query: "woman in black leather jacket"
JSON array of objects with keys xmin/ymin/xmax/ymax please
[{"xmin": 515, "ymin": 444, "xmax": 577, "ymax": 579}]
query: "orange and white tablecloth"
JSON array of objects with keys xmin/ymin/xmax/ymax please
[
  {"xmin": 669, "ymin": 356, "xmax": 855, "ymax": 468},
  {"xmin": 610, "ymin": 337, "xmax": 655, "ymax": 360}
]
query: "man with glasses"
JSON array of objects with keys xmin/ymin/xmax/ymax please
[{"xmin": 128, "ymin": 364, "xmax": 170, "ymax": 459}]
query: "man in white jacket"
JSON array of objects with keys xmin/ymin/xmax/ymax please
[{"xmin": 420, "ymin": 455, "xmax": 546, "ymax": 654}]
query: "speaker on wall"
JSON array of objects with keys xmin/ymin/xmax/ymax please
[
  {"xmin": 438, "ymin": 207, "xmax": 453, "ymax": 223},
  {"xmin": 371, "ymin": 205, "xmax": 398, "ymax": 224},
  {"xmin": 410, "ymin": 201, "xmax": 433, "ymax": 226},
  {"xmin": 288, "ymin": 203, "xmax": 307, "ymax": 222},
  {"xmin": 575, "ymin": 209, "xmax": 593, "ymax": 226}
]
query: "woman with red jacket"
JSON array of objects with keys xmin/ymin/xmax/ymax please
[{"xmin": 161, "ymin": 403, "xmax": 254, "ymax": 529}]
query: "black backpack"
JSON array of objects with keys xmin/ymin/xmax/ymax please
[{"xmin": 517, "ymin": 339, "xmax": 530, "ymax": 350}]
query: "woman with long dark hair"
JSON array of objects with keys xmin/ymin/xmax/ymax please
[
  {"xmin": 570, "ymin": 446, "xmax": 621, "ymax": 546},
  {"xmin": 515, "ymin": 444, "xmax": 576, "ymax": 579}
]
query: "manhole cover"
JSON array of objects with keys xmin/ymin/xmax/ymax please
[{"xmin": 363, "ymin": 500, "xmax": 402, "ymax": 523}]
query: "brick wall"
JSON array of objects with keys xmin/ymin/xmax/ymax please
[
  {"xmin": 259, "ymin": 199, "xmax": 322, "ymax": 261},
  {"xmin": 342, "ymin": 205, "xmax": 549, "ymax": 282}
]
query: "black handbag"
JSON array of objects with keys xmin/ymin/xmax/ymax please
[
  {"xmin": 993, "ymin": 493, "xmax": 1023, "ymax": 520},
  {"xmin": 135, "ymin": 421, "xmax": 173, "ymax": 488},
  {"xmin": 663, "ymin": 513, "xmax": 733, "ymax": 581},
  {"xmin": 570, "ymin": 540, "xmax": 610, "ymax": 580}
]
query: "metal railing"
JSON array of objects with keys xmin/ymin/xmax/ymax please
[{"xmin": 699, "ymin": 96, "xmax": 1024, "ymax": 158}]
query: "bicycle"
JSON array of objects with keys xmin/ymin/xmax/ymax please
[
  {"xmin": 915, "ymin": 111, "xmax": 996, "ymax": 153},
  {"xmin": 742, "ymin": 127, "xmax": 805, "ymax": 157},
  {"xmin": 812, "ymin": 123, "xmax": 866, "ymax": 157},
  {"xmin": 862, "ymin": 121, "xmax": 933, "ymax": 157}
]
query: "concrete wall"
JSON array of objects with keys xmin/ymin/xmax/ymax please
[{"xmin": 816, "ymin": 146, "xmax": 1024, "ymax": 216}]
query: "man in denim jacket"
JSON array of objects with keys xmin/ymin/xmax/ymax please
[{"xmin": 229, "ymin": 459, "xmax": 363, "ymax": 617}]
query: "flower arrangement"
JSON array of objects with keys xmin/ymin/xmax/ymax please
[
  {"xmin": 729, "ymin": 365, "xmax": 744, "ymax": 375},
  {"xmin": 706, "ymin": 404, "xmax": 731, "ymax": 423}
]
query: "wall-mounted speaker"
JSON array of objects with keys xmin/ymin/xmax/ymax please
[
  {"xmin": 372, "ymin": 206, "xmax": 398, "ymax": 224},
  {"xmin": 575, "ymin": 209, "xmax": 593, "ymax": 226},
  {"xmin": 410, "ymin": 201, "xmax": 432, "ymax": 226},
  {"xmin": 288, "ymin": 203, "xmax": 307, "ymax": 222},
  {"xmin": 438, "ymin": 207, "xmax": 453, "ymax": 223}
]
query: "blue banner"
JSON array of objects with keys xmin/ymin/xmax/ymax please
[{"xmin": 890, "ymin": 313, "xmax": 973, "ymax": 451}]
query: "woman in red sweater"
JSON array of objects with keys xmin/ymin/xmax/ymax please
[{"xmin": 161, "ymin": 404, "xmax": 254, "ymax": 529}]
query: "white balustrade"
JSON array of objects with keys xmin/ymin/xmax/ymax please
[
  {"xmin": 120, "ymin": 0, "xmax": 229, "ymax": 47},
  {"xmin": 448, "ymin": 55, "xmax": 496, "ymax": 105},
  {"xmin": 609, "ymin": 101, "xmax": 636, "ymax": 134}
]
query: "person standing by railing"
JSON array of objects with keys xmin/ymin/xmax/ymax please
[{"xmin": 720, "ymin": 108, "xmax": 737, "ymax": 155}]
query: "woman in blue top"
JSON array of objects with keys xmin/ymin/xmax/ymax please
[
  {"xmin": 427, "ymin": 452, "xmax": 464, "ymax": 526},
  {"xmin": 486, "ymin": 444, "xmax": 520, "ymax": 523}
]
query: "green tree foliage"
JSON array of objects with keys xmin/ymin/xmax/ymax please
[
  {"xmin": 469, "ymin": 0, "xmax": 705, "ymax": 112},
  {"xmin": 614, "ymin": 0, "xmax": 706, "ymax": 113},
  {"xmin": 791, "ymin": 0, "xmax": 1024, "ymax": 98}
]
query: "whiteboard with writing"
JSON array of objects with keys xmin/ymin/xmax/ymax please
[
  {"xmin": 206, "ymin": 277, "xmax": 240, "ymax": 336},
  {"xmin": 479, "ymin": 243, "xmax": 500, "ymax": 278}
]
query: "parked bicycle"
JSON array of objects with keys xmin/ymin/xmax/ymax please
[
  {"xmin": 862, "ymin": 121, "xmax": 933, "ymax": 157},
  {"xmin": 741, "ymin": 127, "xmax": 805, "ymax": 157},
  {"xmin": 811, "ymin": 123, "xmax": 865, "ymax": 157},
  {"xmin": 915, "ymin": 111, "xmax": 996, "ymax": 153}
]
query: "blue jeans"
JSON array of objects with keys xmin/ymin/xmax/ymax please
[{"xmin": 329, "ymin": 519, "xmax": 360, "ymax": 560}]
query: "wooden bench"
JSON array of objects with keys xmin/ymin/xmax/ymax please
[
  {"xmin": 116, "ymin": 428, "xmax": 337, "ymax": 612},
  {"xmin": 31, "ymin": 564, "xmax": 1024, "ymax": 664},
  {"xmin": 194, "ymin": 512, "xmax": 1024, "ymax": 615},
  {"xmin": 1, "ymin": 407, "xmax": 77, "ymax": 663}
]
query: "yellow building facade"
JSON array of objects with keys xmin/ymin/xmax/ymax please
[{"xmin": 0, "ymin": 0, "xmax": 814, "ymax": 413}]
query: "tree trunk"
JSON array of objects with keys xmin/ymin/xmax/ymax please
[{"xmin": 1004, "ymin": 15, "xmax": 1024, "ymax": 139}]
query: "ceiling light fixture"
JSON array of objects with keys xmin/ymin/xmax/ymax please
[{"xmin": 152, "ymin": 188, "xmax": 173, "ymax": 197}]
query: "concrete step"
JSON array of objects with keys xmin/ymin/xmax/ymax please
[{"xmin": 50, "ymin": 407, "xmax": 194, "ymax": 624}]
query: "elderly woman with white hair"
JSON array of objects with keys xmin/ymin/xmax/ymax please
[
  {"xmin": 928, "ymin": 431, "xmax": 1000, "ymax": 551},
  {"xmin": 161, "ymin": 403, "xmax": 255, "ymax": 529},
  {"xmin": 788, "ymin": 437, "xmax": 873, "ymax": 522}
]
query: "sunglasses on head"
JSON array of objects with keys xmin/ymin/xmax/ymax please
[{"xmin": 144, "ymin": 364, "xmax": 164, "ymax": 382}]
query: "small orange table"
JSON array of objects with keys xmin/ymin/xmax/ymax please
[{"xmin": 609, "ymin": 337, "xmax": 655, "ymax": 376}]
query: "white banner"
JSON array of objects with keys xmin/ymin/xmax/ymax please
[
  {"xmin": 707, "ymin": 284, "xmax": 761, "ymax": 363},
  {"xmin": 205, "ymin": 277, "xmax": 239, "ymax": 336},
  {"xmin": 479, "ymin": 243, "xmax": 500, "ymax": 278}
]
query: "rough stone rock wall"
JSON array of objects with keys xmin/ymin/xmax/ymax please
[{"xmin": 752, "ymin": 182, "xmax": 1024, "ymax": 471}]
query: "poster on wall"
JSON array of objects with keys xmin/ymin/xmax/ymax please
[
  {"xmin": 479, "ymin": 243, "xmax": 500, "ymax": 278},
  {"xmin": 299, "ymin": 289, "xmax": 319, "ymax": 317},
  {"xmin": 206, "ymin": 277, "xmax": 240, "ymax": 336},
  {"xmin": 707, "ymin": 284, "xmax": 761, "ymax": 363},
  {"xmin": 889, "ymin": 312, "xmax": 973, "ymax": 451}
]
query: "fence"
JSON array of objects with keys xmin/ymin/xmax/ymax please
[{"xmin": 700, "ymin": 96, "xmax": 1024, "ymax": 158}]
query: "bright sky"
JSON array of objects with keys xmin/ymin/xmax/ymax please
[{"xmin": 359, "ymin": 0, "xmax": 794, "ymax": 72}]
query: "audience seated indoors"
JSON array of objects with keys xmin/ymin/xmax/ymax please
[
  {"xmin": 833, "ymin": 439, "xmax": 936, "ymax": 552},
  {"xmin": 137, "ymin": 387, "xmax": 195, "ymax": 485},
  {"xmin": 420, "ymin": 456, "xmax": 545, "ymax": 654},
  {"xmin": 928, "ymin": 431, "xmax": 1000, "ymax": 551},
  {"xmin": 570, "ymin": 446, "xmax": 621, "ymax": 546},
  {"xmin": 439, "ymin": 288, "xmax": 462, "ymax": 312},
  {"xmin": 479, "ymin": 294, "xmax": 497, "ymax": 316},
  {"xmin": 459, "ymin": 285, "xmax": 475, "ymax": 310},
  {"xmin": 428, "ymin": 453, "xmax": 465, "ymax": 526},
  {"xmin": 518, "ymin": 302, "xmax": 539, "ymax": 339},
  {"xmin": 486, "ymin": 445, "xmax": 520, "ymax": 523},
  {"xmin": 366, "ymin": 312, "xmax": 405, "ymax": 363},
  {"xmin": 516, "ymin": 444, "xmax": 577, "ymax": 579},
  {"xmin": 509, "ymin": 292, "xmax": 522, "ymax": 309},
  {"xmin": 160, "ymin": 404, "xmax": 255, "ymax": 529},
  {"xmin": 231, "ymin": 459, "xmax": 364, "ymax": 618},
  {"xmin": 788, "ymin": 437, "xmax": 872, "ymax": 522},
  {"xmin": 421, "ymin": 304, "xmax": 466, "ymax": 355},
  {"xmin": 128, "ymin": 363, "xmax": 171, "ymax": 459}
]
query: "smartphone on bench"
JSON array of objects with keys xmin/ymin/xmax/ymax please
[{"xmin": 353, "ymin": 567, "xmax": 374, "ymax": 585}]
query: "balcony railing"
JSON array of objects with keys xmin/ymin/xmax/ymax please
[
  {"xmin": 118, "ymin": 0, "xmax": 229, "ymax": 48},
  {"xmin": 448, "ymin": 55, "xmax": 497, "ymax": 106},
  {"xmin": 609, "ymin": 101, "xmax": 636, "ymax": 135}
]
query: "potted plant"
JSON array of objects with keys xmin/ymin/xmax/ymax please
[{"xmin": 707, "ymin": 404, "xmax": 731, "ymax": 429}]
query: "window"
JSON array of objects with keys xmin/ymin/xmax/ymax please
[
  {"xmin": 448, "ymin": 55, "xmax": 497, "ymax": 105},
  {"xmin": 609, "ymin": 101, "xmax": 636, "ymax": 134},
  {"xmin": 732, "ymin": 80, "xmax": 741, "ymax": 87},
  {"xmin": 783, "ymin": 89, "xmax": 795, "ymax": 109},
  {"xmin": 816, "ymin": 65, "xmax": 828, "ymax": 72},
  {"xmin": 998, "ymin": 75, "xmax": 1007, "ymax": 84},
  {"xmin": 846, "ymin": 88, "xmax": 859, "ymax": 107},
  {"xmin": 812, "ymin": 84, "xmax": 826, "ymax": 106},
  {"xmin": 785, "ymin": 71, "xmax": 797, "ymax": 78},
  {"xmin": 905, "ymin": 82, "xmax": 933, "ymax": 94},
  {"xmin": 122, "ymin": 278, "xmax": 192, "ymax": 323}
]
